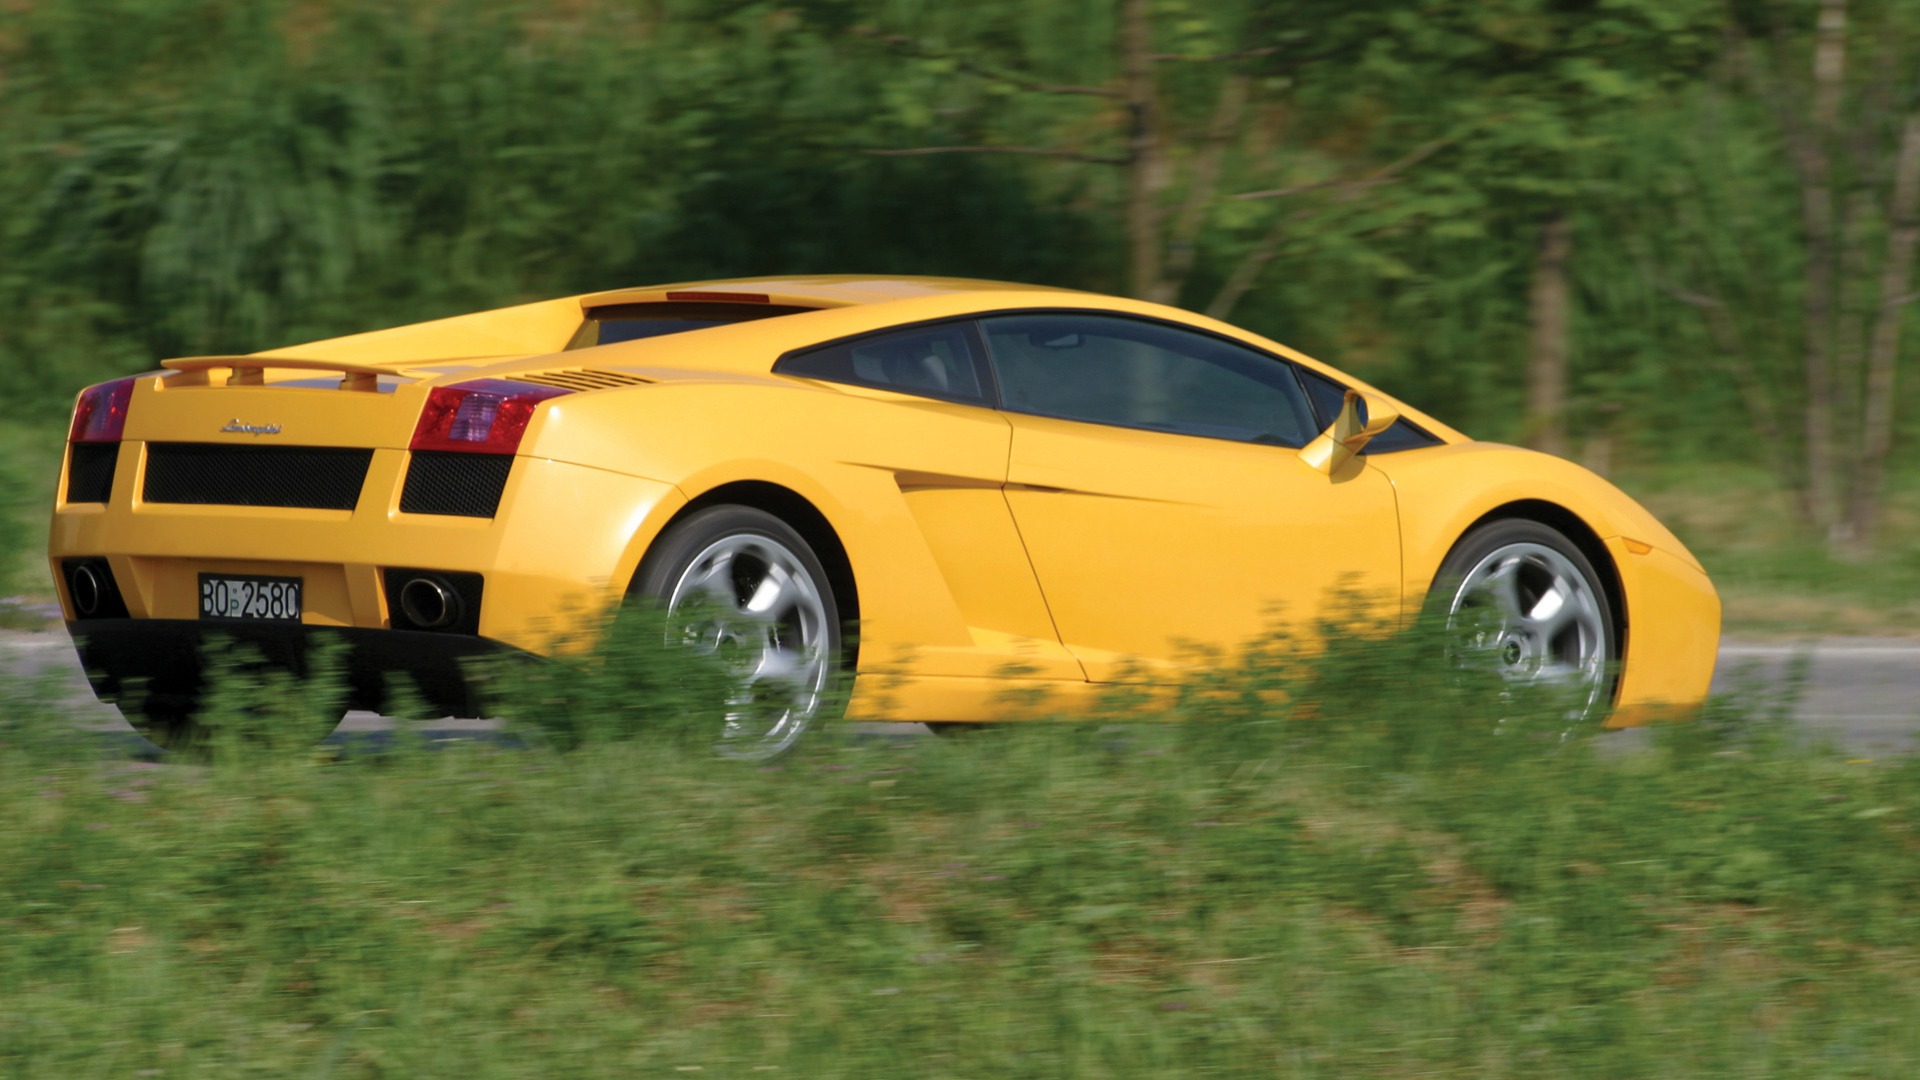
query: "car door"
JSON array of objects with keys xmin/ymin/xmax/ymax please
[
  {"xmin": 981, "ymin": 312, "xmax": 1402, "ymax": 682},
  {"xmin": 774, "ymin": 319, "xmax": 1084, "ymax": 683}
]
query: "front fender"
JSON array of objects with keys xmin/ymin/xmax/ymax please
[{"xmin": 1371, "ymin": 442, "xmax": 1719, "ymax": 717}]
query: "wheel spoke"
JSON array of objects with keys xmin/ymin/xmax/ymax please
[
  {"xmin": 749, "ymin": 646, "xmax": 816, "ymax": 690},
  {"xmin": 743, "ymin": 565, "xmax": 802, "ymax": 621},
  {"xmin": 1534, "ymin": 658, "xmax": 1593, "ymax": 686},
  {"xmin": 1526, "ymin": 577, "xmax": 1578, "ymax": 639},
  {"xmin": 680, "ymin": 551, "xmax": 738, "ymax": 611},
  {"xmin": 661, "ymin": 526, "xmax": 837, "ymax": 762},
  {"xmin": 1445, "ymin": 536, "xmax": 1611, "ymax": 723},
  {"xmin": 1481, "ymin": 558, "xmax": 1525, "ymax": 621}
]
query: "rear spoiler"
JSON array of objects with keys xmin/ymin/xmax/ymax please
[{"xmin": 160, "ymin": 355, "xmax": 510, "ymax": 392}]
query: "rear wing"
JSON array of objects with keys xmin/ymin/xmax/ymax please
[{"xmin": 160, "ymin": 355, "xmax": 509, "ymax": 392}]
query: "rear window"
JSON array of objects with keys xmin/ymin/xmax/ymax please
[{"xmin": 566, "ymin": 302, "xmax": 815, "ymax": 349}]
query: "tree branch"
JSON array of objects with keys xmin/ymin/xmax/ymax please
[
  {"xmin": 1148, "ymin": 45, "xmax": 1291, "ymax": 62},
  {"xmin": 1654, "ymin": 279, "xmax": 1795, "ymax": 480},
  {"xmin": 1148, "ymin": 42, "xmax": 1358, "ymax": 67},
  {"xmin": 851, "ymin": 27, "xmax": 1119, "ymax": 97},
  {"xmin": 860, "ymin": 145, "xmax": 1129, "ymax": 166},
  {"xmin": 1161, "ymin": 75, "xmax": 1249, "ymax": 300},
  {"xmin": 1228, "ymin": 133, "xmax": 1459, "ymax": 202}
]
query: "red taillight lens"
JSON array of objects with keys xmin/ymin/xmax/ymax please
[
  {"xmin": 409, "ymin": 379, "xmax": 570, "ymax": 454},
  {"xmin": 69, "ymin": 377, "xmax": 137, "ymax": 443}
]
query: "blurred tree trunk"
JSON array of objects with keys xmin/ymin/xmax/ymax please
[
  {"xmin": 1685, "ymin": 0, "xmax": 1919, "ymax": 554},
  {"xmin": 1793, "ymin": 0, "xmax": 1847, "ymax": 541},
  {"xmin": 1844, "ymin": 111, "xmax": 1920, "ymax": 554},
  {"xmin": 1120, "ymin": 0, "xmax": 1168, "ymax": 303},
  {"xmin": 1524, "ymin": 209, "xmax": 1573, "ymax": 457}
]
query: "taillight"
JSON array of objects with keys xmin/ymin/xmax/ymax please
[
  {"xmin": 69, "ymin": 377, "xmax": 137, "ymax": 443},
  {"xmin": 409, "ymin": 379, "xmax": 570, "ymax": 454}
]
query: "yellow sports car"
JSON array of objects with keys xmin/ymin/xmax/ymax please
[{"xmin": 48, "ymin": 276, "xmax": 1719, "ymax": 757}]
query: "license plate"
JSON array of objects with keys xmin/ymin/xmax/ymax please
[{"xmin": 198, "ymin": 574, "xmax": 303, "ymax": 622}]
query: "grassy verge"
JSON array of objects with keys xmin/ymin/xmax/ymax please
[
  {"xmin": 4, "ymin": 625, "xmax": 1919, "ymax": 1076},
  {"xmin": 0, "ymin": 421, "xmax": 61, "ymax": 616}
]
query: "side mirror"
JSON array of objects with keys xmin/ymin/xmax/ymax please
[{"xmin": 1297, "ymin": 389, "xmax": 1399, "ymax": 475}]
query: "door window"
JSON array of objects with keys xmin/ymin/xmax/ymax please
[
  {"xmin": 980, "ymin": 313, "xmax": 1317, "ymax": 447},
  {"xmin": 1292, "ymin": 363, "xmax": 1441, "ymax": 453},
  {"xmin": 776, "ymin": 321, "xmax": 990, "ymax": 405}
]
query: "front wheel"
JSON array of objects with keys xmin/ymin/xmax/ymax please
[
  {"xmin": 1433, "ymin": 519, "xmax": 1617, "ymax": 722},
  {"xmin": 631, "ymin": 506, "xmax": 843, "ymax": 761}
]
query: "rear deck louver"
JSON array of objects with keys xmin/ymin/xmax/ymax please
[{"xmin": 507, "ymin": 369, "xmax": 651, "ymax": 392}]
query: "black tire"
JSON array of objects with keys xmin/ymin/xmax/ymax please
[
  {"xmin": 119, "ymin": 697, "xmax": 204, "ymax": 753},
  {"xmin": 631, "ymin": 505, "xmax": 845, "ymax": 759},
  {"xmin": 925, "ymin": 722, "xmax": 994, "ymax": 739},
  {"xmin": 1431, "ymin": 518, "xmax": 1618, "ymax": 718}
]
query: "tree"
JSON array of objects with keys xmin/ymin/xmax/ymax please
[
  {"xmin": 844, "ymin": 0, "xmax": 1721, "ymax": 459},
  {"xmin": 844, "ymin": 0, "xmax": 1455, "ymax": 313},
  {"xmin": 1655, "ymin": 0, "xmax": 1920, "ymax": 554}
]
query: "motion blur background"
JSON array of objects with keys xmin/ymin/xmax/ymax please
[
  {"xmin": 12, "ymin": 7, "xmax": 1920, "ymax": 1076},
  {"xmin": 7, "ymin": 0, "xmax": 1920, "ymax": 628}
]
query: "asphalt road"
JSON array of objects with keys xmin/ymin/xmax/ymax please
[{"xmin": 3, "ymin": 617, "xmax": 1918, "ymax": 754}]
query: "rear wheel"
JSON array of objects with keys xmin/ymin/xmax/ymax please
[
  {"xmin": 1434, "ymin": 519, "xmax": 1617, "ymax": 721},
  {"xmin": 120, "ymin": 698, "xmax": 204, "ymax": 753},
  {"xmin": 632, "ymin": 506, "xmax": 843, "ymax": 761}
]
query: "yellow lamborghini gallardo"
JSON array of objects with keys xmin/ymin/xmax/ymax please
[{"xmin": 48, "ymin": 276, "xmax": 1719, "ymax": 757}]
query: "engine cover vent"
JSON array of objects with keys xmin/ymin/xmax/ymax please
[{"xmin": 507, "ymin": 369, "xmax": 651, "ymax": 392}]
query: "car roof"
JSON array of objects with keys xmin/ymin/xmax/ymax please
[
  {"xmin": 577, "ymin": 275, "xmax": 1093, "ymax": 310},
  {"xmin": 231, "ymin": 275, "xmax": 1465, "ymax": 445}
]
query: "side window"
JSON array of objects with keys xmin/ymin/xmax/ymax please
[
  {"xmin": 1293, "ymin": 364, "xmax": 1442, "ymax": 454},
  {"xmin": 979, "ymin": 313, "xmax": 1318, "ymax": 447},
  {"xmin": 775, "ymin": 322, "xmax": 989, "ymax": 404}
]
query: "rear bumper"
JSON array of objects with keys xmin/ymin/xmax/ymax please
[
  {"xmin": 69, "ymin": 619, "xmax": 524, "ymax": 719},
  {"xmin": 48, "ymin": 449, "xmax": 686, "ymax": 656}
]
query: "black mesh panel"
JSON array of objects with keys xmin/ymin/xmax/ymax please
[
  {"xmin": 400, "ymin": 452, "xmax": 513, "ymax": 518},
  {"xmin": 144, "ymin": 444, "xmax": 372, "ymax": 510},
  {"xmin": 66, "ymin": 444, "xmax": 119, "ymax": 503}
]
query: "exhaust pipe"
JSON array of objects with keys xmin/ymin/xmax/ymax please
[
  {"xmin": 399, "ymin": 576, "xmax": 461, "ymax": 630},
  {"xmin": 70, "ymin": 563, "xmax": 104, "ymax": 617}
]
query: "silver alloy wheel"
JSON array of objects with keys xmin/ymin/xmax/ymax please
[
  {"xmin": 1446, "ymin": 541, "xmax": 1610, "ymax": 718},
  {"xmin": 665, "ymin": 532, "xmax": 833, "ymax": 761}
]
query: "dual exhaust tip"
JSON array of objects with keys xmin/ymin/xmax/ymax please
[
  {"xmin": 70, "ymin": 563, "xmax": 107, "ymax": 617},
  {"xmin": 66, "ymin": 560, "xmax": 472, "ymax": 631},
  {"xmin": 64, "ymin": 558, "xmax": 127, "ymax": 621},
  {"xmin": 398, "ymin": 575, "xmax": 462, "ymax": 630}
]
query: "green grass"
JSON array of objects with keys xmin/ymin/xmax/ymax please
[
  {"xmin": 4, "ymin": 623, "xmax": 1920, "ymax": 1076},
  {"xmin": 0, "ymin": 421, "xmax": 61, "ymax": 611}
]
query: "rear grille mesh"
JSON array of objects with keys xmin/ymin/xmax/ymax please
[
  {"xmin": 508, "ymin": 369, "xmax": 650, "ymax": 392},
  {"xmin": 400, "ymin": 452, "xmax": 513, "ymax": 518},
  {"xmin": 144, "ymin": 444, "xmax": 372, "ymax": 510},
  {"xmin": 66, "ymin": 444, "xmax": 119, "ymax": 503}
]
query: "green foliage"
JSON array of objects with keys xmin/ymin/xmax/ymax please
[
  {"xmin": 0, "ymin": 0, "xmax": 1108, "ymax": 413},
  {"xmin": 5, "ymin": 0, "xmax": 1920, "ymax": 515},
  {"xmin": 6, "ymin": 623, "xmax": 1920, "ymax": 1074},
  {"xmin": 472, "ymin": 603, "xmax": 744, "ymax": 752}
]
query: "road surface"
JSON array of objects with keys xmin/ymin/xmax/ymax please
[{"xmin": 3, "ymin": 615, "xmax": 1917, "ymax": 754}]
